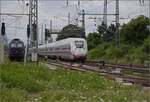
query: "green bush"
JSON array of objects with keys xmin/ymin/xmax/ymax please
[
  {"xmin": 88, "ymin": 40, "xmax": 149, "ymax": 64},
  {"xmin": 124, "ymin": 46, "xmax": 149, "ymax": 64},
  {"xmin": 88, "ymin": 43, "xmax": 131, "ymax": 62},
  {"xmin": 105, "ymin": 44, "xmax": 125, "ymax": 59},
  {"xmin": 141, "ymin": 37, "xmax": 150, "ymax": 54},
  {"xmin": 86, "ymin": 32, "xmax": 103, "ymax": 50},
  {"xmin": 88, "ymin": 43, "xmax": 110, "ymax": 60}
]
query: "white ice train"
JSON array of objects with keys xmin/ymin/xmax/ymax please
[{"xmin": 38, "ymin": 38, "xmax": 88, "ymax": 61}]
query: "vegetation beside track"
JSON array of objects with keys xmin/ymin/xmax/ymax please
[
  {"xmin": 87, "ymin": 15, "xmax": 149, "ymax": 65},
  {"xmin": 88, "ymin": 40, "xmax": 149, "ymax": 65},
  {"xmin": 0, "ymin": 61, "xmax": 150, "ymax": 102}
]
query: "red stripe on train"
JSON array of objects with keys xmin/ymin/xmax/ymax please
[
  {"xmin": 38, "ymin": 50, "xmax": 87, "ymax": 58},
  {"xmin": 10, "ymin": 52, "xmax": 24, "ymax": 55}
]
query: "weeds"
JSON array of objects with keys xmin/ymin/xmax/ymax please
[
  {"xmin": 121, "ymin": 70, "xmax": 133, "ymax": 75},
  {"xmin": 0, "ymin": 61, "xmax": 149, "ymax": 102},
  {"xmin": 0, "ymin": 61, "xmax": 51, "ymax": 92}
]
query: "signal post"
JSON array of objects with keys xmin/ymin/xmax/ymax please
[{"xmin": 0, "ymin": 23, "xmax": 5, "ymax": 64}]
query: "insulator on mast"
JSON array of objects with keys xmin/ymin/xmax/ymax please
[
  {"xmin": 78, "ymin": 0, "xmax": 80, "ymax": 6},
  {"xmin": 67, "ymin": 0, "xmax": 68, "ymax": 6}
]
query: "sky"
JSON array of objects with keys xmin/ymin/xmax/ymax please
[{"xmin": 0, "ymin": 0, "xmax": 149, "ymax": 43}]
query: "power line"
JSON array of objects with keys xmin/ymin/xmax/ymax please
[{"xmin": 1, "ymin": 0, "xmax": 149, "ymax": 2}]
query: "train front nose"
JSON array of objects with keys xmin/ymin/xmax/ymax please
[
  {"xmin": 73, "ymin": 49, "xmax": 87, "ymax": 59},
  {"xmin": 72, "ymin": 40, "xmax": 88, "ymax": 59}
]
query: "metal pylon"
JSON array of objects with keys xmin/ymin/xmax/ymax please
[
  {"xmin": 29, "ymin": 0, "xmax": 38, "ymax": 62},
  {"xmin": 30, "ymin": 0, "xmax": 38, "ymax": 41}
]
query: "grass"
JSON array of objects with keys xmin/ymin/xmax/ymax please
[
  {"xmin": 135, "ymin": 73, "xmax": 150, "ymax": 78},
  {"xmin": 0, "ymin": 60, "xmax": 150, "ymax": 102},
  {"xmin": 0, "ymin": 83, "xmax": 28, "ymax": 102},
  {"xmin": 121, "ymin": 70, "xmax": 133, "ymax": 75},
  {"xmin": 121, "ymin": 70, "xmax": 150, "ymax": 78},
  {"xmin": 0, "ymin": 61, "xmax": 51, "ymax": 92}
]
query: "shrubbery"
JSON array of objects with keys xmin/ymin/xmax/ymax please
[
  {"xmin": 88, "ymin": 38, "xmax": 149, "ymax": 64},
  {"xmin": 86, "ymin": 32, "xmax": 102, "ymax": 50},
  {"xmin": 88, "ymin": 43, "xmax": 109, "ymax": 60}
]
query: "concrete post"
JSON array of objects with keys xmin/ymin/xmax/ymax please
[{"xmin": 0, "ymin": 36, "xmax": 4, "ymax": 64}]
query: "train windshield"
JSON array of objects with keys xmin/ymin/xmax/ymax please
[
  {"xmin": 11, "ymin": 43, "xmax": 17, "ymax": 48},
  {"xmin": 17, "ymin": 43, "xmax": 23, "ymax": 48},
  {"xmin": 75, "ymin": 41, "xmax": 84, "ymax": 48},
  {"xmin": 10, "ymin": 42, "xmax": 23, "ymax": 48}
]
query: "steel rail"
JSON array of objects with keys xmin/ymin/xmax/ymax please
[
  {"xmin": 41, "ymin": 60, "xmax": 150, "ymax": 87},
  {"xmin": 85, "ymin": 61, "xmax": 150, "ymax": 74}
]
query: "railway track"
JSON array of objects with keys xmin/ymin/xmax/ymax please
[
  {"xmin": 41, "ymin": 60, "xmax": 150, "ymax": 87},
  {"xmin": 85, "ymin": 61, "xmax": 150, "ymax": 74}
]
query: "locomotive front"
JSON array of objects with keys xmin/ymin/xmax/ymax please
[
  {"xmin": 71, "ymin": 38, "xmax": 88, "ymax": 61},
  {"xmin": 9, "ymin": 39, "xmax": 25, "ymax": 61}
]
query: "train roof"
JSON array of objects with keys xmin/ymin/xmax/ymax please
[
  {"xmin": 55, "ymin": 38, "xmax": 85, "ymax": 43},
  {"xmin": 38, "ymin": 38, "xmax": 86, "ymax": 48},
  {"xmin": 9, "ymin": 39, "xmax": 24, "ymax": 44},
  {"xmin": 11, "ymin": 39, "xmax": 20, "ymax": 41},
  {"xmin": 49, "ymin": 38, "xmax": 85, "ymax": 45}
]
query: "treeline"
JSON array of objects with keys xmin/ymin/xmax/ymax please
[{"xmin": 56, "ymin": 24, "xmax": 85, "ymax": 41}]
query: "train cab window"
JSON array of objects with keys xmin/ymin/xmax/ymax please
[
  {"xmin": 11, "ymin": 43, "xmax": 16, "ymax": 48},
  {"xmin": 75, "ymin": 41, "xmax": 84, "ymax": 48},
  {"xmin": 17, "ymin": 43, "xmax": 23, "ymax": 48}
]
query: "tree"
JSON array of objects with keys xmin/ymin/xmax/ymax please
[
  {"xmin": 120, "ymin": 15, "xmax": 149, "ymax": 45},
  {"xmin": 86, "ymin": 32, "xmax": 102, "ymax": 50},
  {"xmin": 97, "ymin": 21, "xmax": 107, "ymax": 34},
  {"xmin": 97, "ymin": 22, "xmax": 116, "ymax": 42},
  {"xmin": 56, "ymin": 24, "xmax": 85, "ymax": 40},
  {"xmin": 103, "ymin": 24, "xmax": 116, "ymax": 42}
]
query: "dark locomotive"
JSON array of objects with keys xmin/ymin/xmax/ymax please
[{"xmin": 9, "ymin": 39, "xmax": 25, "ymax": 61}]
